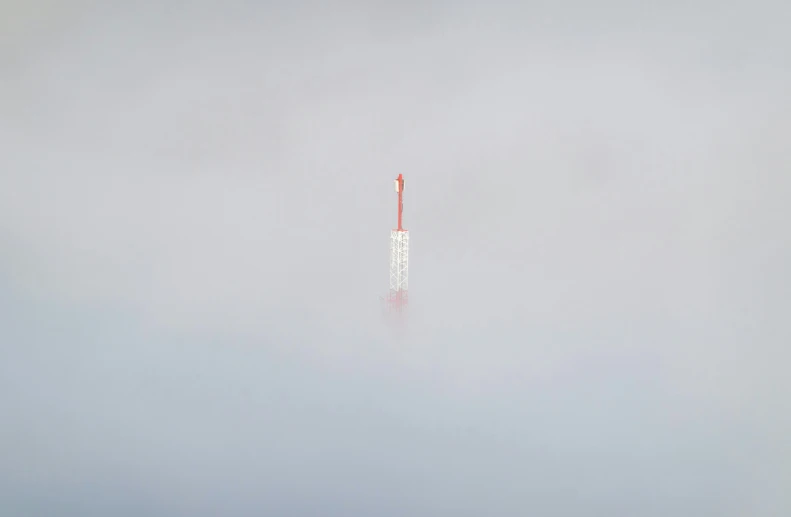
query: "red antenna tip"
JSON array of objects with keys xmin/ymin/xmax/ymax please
[{"xmin": 395, "ymin": 174, "xmax": 405, "ymax": 231}]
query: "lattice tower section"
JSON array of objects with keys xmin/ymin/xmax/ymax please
[{"xmin": 388, "ymin": 229, "xmax": 409, "ymax": 312}]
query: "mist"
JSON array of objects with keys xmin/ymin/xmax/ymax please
[{"xmin": 1, "ymin": 1, "xmax": 789, "ymax": 515}]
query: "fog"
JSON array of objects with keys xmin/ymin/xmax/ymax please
[{"xmin": 1, "ymin": 1, "xmax": 789, "ymax": 515}]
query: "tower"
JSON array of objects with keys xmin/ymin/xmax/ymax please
[{"xmin": 386, "ymin": 174, "xmax": 409, "ymax": 316}]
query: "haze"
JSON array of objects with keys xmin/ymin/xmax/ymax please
[{"xmin": 1, "ymin": 1, "xmax": 789, "ymax": 515}]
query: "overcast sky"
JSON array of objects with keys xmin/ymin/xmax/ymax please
[{"xmin": 1, "ymin": 1, "xmax": 790, "ymax": 515}]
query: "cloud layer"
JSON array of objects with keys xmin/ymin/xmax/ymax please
[{"xmin": 1, "ymin": 1, "xmax": 790, "ymax": 515}]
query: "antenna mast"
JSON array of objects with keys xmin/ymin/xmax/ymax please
[{"xmin": 386, "ymin": 174, "xmax": 409, "ymax": 318}]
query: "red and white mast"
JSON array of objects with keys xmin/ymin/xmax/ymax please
[{"xmin": 387, "ymin": 174, "xmax": 409, "ymax": 315}]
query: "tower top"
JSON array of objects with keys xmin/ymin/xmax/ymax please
[{"xmin": 385, "ymin": 174, "xmax": 409, "ymax": 321}]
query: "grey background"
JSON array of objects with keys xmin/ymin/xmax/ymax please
[{"xmin": 1, "ymin": 1, "xmax": 789, "ymax": 515}]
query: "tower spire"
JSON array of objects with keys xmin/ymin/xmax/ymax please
[{"xmin": 395, "ymin": 173, "xmax": 405, "ymax": 231}]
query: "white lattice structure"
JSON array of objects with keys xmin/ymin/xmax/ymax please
[{"xmin": 388, "ymin": 229, "xmax": 409, "ymax": 312}]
